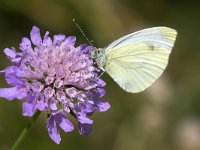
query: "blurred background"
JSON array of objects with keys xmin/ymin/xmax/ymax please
[{"xmin": 0, "ymin": 0, "xmax": 200, "ymax": 150}]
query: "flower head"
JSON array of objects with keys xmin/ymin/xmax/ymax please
[{"xmin": 0, "ymin": 26, "xmax": 110, "ymax": 144}]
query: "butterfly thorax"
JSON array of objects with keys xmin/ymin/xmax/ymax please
[{"xmin": 90, "ymin": 48, "xmax": 107, "ymax": 71}]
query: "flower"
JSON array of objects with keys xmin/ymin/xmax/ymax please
[{"xmin": 0, "ymin": 26, "xmax": 110, "ymax": 144}]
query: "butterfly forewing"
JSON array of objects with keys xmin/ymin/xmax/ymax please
[
  {"xmin": 105, "ymin": 27, "xmax": 176, "ymax": 52},
  {"xmin": 103, "ymin": 27, "xmax": 177, "ymax": 93}
]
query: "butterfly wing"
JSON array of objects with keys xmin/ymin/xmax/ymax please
[
  {"xmin": 103, "ymin": 27, "xmax": 177, "ymax": 93},
  {"xmin": 104, "ymin": 27, "xmax": 176, "ymax": 52}
]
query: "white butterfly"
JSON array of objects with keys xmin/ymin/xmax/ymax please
[{"xmin": 91, "ymin": 27, "xmax": 177, "ymax": 93}]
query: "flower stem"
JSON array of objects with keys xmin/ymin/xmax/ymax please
[{"xmin": 11, "ymin": 110, "xmax": 41, "ymax": 150}]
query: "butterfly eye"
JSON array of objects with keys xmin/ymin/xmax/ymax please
[
  {"xmin": 94, "ymin": 50, "xmax": 99, "ymax": 57},
  {"xmin": 97, "ymin": 50, "xmax": 102, "ymax": 56}
]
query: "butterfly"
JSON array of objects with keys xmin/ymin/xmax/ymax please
[{"xmin": 91, "ymin": 27, "xmax": 177, "ymax": 93}]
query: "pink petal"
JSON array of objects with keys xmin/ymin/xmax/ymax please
[
  {"xmin": 30, "ymin": 26, "xmax": 42, "ymax": 46},
  {"xmin": 0, "ymin": 87, "xmax": 17, "ymax": 101}
]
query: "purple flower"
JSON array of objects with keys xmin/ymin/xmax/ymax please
[{"xmin": 0, "ymin": 26, "xmax": 110, "ymax": 144}]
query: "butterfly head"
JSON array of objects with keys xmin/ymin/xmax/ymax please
[{"xmin": 90, "ymin": 48, "xmax": 107, "ymax": 71}]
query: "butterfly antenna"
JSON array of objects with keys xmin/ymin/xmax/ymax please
[{"xmin": 73, "ymin": 19, "xmax": 94, "ymax": 46}]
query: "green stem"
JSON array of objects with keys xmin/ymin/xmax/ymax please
[{"xmin": 11, "ymin": 110, "xmax": 41, "ymax": 150}]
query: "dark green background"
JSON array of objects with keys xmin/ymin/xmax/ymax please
[{"xmin": 0, "ymin": 0, "xmax": 200, "ymax": 150}]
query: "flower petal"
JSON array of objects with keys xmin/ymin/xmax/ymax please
[
  {"xmin": 11, "ymin": 57, "xmax": 22, "ymax": 64},
  {"xmin": 84, "ymin": 103, "xmax": 94, "ymax": 114},
  {"xmin": 53, "ymin": 34, "xmax": 65, "ymax": 45},
  {"xmin": 49, "ymin": 99, "xmax": 58, "ymax": 111},
  {"xmin": 20, "ymin": 37, "xmax": 32, "ymax": 51},
  {"xmin": 5, "ymin": 73, "xmax": 20, "ymax": 86},
  {"xmin": 63, "ymin": 36, "xmax": 76, "ymax": 46},
  {"xmin": 4, "ymin": 48, "xmax": 16, "ymax": 58},
  {"xmin": 78, "ymin": 102, "xmax": 93, "ymax": 114},
  {"xmin": 78, "ymin": 45, "xmax": 94, "ymax": 54},
  {"xmin": 37, "ymin": 100, "xmax": 47, "ymax": 111},
  {"xmin": 43, "ymin": 31, "xmax": 52, "ymax": 45},
  {"xmin": 59, "ymin": 117, "xmax": 74, "ymax": 132},
  {"xmin": 78, "ymin": 123, "xmax": 92, "ymax": 136},
  {"xmin": 94, "ymin": 100, "xmax": 110, "ymax": 112},
  {"xmin": 77, "ymin": 114, "xmax": 93, "ymax": 124},
  {"xmin": 5, "ymin": 66, "xmax": 24, "ymax": 79},
  {"xmin": 22, "ymin": 102, "xmax": 37, "ymax": 117},
  {"xmin": 37, "ymin": 95, "xmax": 48, "ymax": 111},
  {"xmin": 83, "ymin": 46, "xmax": 94, "ymax": 54},
  {"xmin": 92, "ymin": 88, "xmax": 106, "ymax": 98},
  {"xmin": 31, "ymin": 80, "xmax": 44, "ymax": 92},
  {"xmin": 47, "ymin": 115, "xmax": 61, "ymax": 144},
  {"xmin": 65, "ymin": 87, "xmax": 79, "ymax": 98},
  {"xmin": 94, "ymin": 77, "xmax": 106, "ymax": 87},
  {"xmin": 16, "ymin": 87, "xmax": 28, "ymax": 100},
  {"xmin": 30, "ymin": 26, "xmax": 42, "ymax": 46},
  {"xmin": 0, "ymin": 87, "xmax": 17, "ymax": 100}
]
